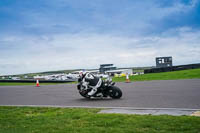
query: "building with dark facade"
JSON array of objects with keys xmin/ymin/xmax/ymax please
[
  {"xmin": 99, "ymin": 64, "xmax": 116, "ymax": 73},
  {"xmin": 156, "ymin": 56, "xmax": 173, "ymax": 68}
]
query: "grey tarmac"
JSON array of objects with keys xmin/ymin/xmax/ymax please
[{"xmin": 0, "ymin": 79, "xmax": 200, "ymax": 109}]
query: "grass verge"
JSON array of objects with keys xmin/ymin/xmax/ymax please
[
  {"xmin": 0, "ymin": 106, "xmax": 200, "ymax": 133},
  {"xmin": 112, "ymin": 68, "xmax": 200, "ymax": 82}
]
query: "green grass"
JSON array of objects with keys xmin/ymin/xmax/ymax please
[
  {"xmin": 0, "ymin": 106, "xmax": 200, "ymax": 133},
  {"xmin": 112, "ymin": 68, "xmax": 200, "ymax": 82},
  {"xmin": 0, "ymin": 82, "xmax": 77, "ymax": 86}
]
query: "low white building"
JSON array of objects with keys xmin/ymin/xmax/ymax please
[
  {"xmin": 106, "ymin": 69, "xmax": 133, "ymax": 76},
  {"xmin": 11, "ymin": 77, "xmax": 20, "ymax": 80}
]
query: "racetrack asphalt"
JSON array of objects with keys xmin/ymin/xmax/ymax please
[{"xmin": 0, "ymin": 79, "xmax": 200, "ymax": 109}]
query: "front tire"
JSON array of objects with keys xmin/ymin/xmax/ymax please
[
  {"xmin": 108, "ymin": 86, "xmax": 122, "ymax": 99},
  {"xmin": 77, "ymin": 85, "xmax": 90, "ymax": 99},
  {"xmin": 79, "ymin": 90, "xmax": 91, "ymax": 99}
]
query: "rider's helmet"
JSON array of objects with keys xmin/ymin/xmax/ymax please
[{"xmin": 79, "ymin": 70, "xmax": 87, "ymax": 78}]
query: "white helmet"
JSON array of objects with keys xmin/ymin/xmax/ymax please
[{"xmin": 79, "ymin": 70, "xmax": 87, "ymax": 77}]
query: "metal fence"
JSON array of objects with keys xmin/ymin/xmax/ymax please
[{"xmin": 144, "ymin": 63, "xmax": 200, "ymax": 74}]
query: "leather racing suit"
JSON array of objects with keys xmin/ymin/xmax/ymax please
[{"xmin": 80, "ymin": 72, "xmax": 102, "ymax": 96}]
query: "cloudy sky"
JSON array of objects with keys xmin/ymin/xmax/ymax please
[{"xmin": 0, "ymin": 0, "xmax": 200, "ymax": 75}]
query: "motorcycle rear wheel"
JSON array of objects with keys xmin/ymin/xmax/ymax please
[{"xmin": 108, "ymin": 86, "xmax": 122, "ymax": 99}]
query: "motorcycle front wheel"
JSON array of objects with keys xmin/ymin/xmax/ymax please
[
  {"xmin": 79, "ymin": 90, "xmax": 91, "ymax": 99},
  {"xmin": 108, "ymin": 86, "xmax": 122, "ymax": 99}
]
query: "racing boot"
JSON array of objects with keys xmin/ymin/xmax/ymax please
[{"xmin": 88, "ymin": 88, "xmax": 97, "ymax": 96}]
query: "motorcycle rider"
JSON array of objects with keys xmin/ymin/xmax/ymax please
[{"xmin": 79, "ymin": 71, "xmax": 102, "ymax": 96}]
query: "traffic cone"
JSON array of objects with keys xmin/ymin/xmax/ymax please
[
  {"xmin": 36, "ymin": 79, "xmax": 40, "ymax": 87},
  {"xmin": 126, "ymin": 74, "xmax": 131, "ymax": 83}
]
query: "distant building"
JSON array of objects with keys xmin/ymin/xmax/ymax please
[
  {"xmin": 156, "ymin": 56, "xmax": 173, "ymax": 68},
  {"xmin": 11, "ymin": 77, "xmax": 20, "ymax": 80},
  {"xmin": 99, "ymin": 64, "xmax": 116, "ymax": 73},
  {"xmin": 106, "ymin": 69, "xmax": 133, "ymax": 76}
]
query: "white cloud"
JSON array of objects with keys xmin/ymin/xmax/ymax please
[
  {"xmin": 1, "ymin": 27, "xmax": 200, "ymax": 75},
  {"xmin": 160, "ymin": 0, "xmax": 198, "ymax": 14}
]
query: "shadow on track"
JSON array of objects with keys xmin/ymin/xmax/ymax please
[{"xmin": 75, "ymin": 97, "xmax": 123, "ymax": 102}]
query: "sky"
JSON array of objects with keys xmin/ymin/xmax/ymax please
[{"xmin": 0, "ymin": 0, "xmax": 200, "ymax": 75}]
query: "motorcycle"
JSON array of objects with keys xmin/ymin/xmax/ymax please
[{"xmin": 77, "ymin": 77, "xmax": 122, "ymax": 99}]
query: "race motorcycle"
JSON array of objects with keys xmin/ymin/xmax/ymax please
[{"xmin": 77, "ymin": 77, "xmax": 122, "ymax": 99}]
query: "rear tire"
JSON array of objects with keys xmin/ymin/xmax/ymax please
[{"xmin": 108, "ymin": 86, "xmax": 122, "ymax": 99}]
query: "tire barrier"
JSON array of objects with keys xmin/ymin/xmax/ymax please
[
  {"xmin": 0, "ymin": 79, "xmax": 76, "ymax": 83},
  {"xmin": 144, "ymin": 63, "xmax": 200, "ymax": 74}
]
